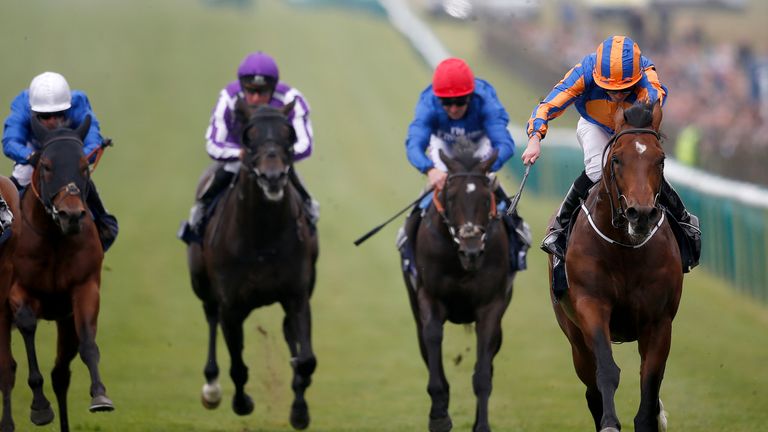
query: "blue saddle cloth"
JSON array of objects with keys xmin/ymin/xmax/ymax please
[{"xmin": 0, "ymin": 227, "xmax": 12, "ymax": 246}]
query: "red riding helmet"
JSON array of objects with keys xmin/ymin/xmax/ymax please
[{"xmin": 432, "ymin": 58, "xmax": 475, "ymax": 98}]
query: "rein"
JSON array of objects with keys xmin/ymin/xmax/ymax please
[
  {"xmin": 601, "ymin": 127, "xmax": 662, "ymax": 228},
  {"xmin": 580, "ymin": 203, "xmax": 665, "ymax": 248}
]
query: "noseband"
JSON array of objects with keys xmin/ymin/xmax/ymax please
[
  {"xmin": 602, "ymin": 128, "xmax": 662, "ymax": 228},
  {"xmin": 432, "ymin": 172, "xmax": 498, "ymax": 247}
]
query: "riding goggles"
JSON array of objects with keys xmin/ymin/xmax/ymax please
[{"xmin": 440, "ymin": 95, "xmax": 471, "ymax": 107}]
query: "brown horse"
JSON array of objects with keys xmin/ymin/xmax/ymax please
[
  {"xmin": 186, "ymin": 103, "xmax": 318, "ymax": 430},
  {"xmin": 403, "ymin": 146, "xmax": 516, "ymax": 432},
  {"xmin": 7, "ymin": 116, "xmax": 113, "ymax": 432},
  {"xmin": 551, "ymin": 101, "xmax": 682, "ymax": 432},
  {"xmin": 0, "ymin": 177, "xmax": 20, "ymax": 432}
]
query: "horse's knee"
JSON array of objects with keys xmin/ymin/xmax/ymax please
[
  {"xmin": 78, "ymin": 339, "xmax": 100, "ymax": 363},
  {"xmin": 293, "ymin": 356, "xmax": 316, "ymax": 377}
]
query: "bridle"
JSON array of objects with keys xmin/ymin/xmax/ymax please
[
  {"xmin": 582, "ymin": 127, "xmax": 665, "ymax": 248},
  {"xmin": 29, "ymin": 136, "xmax": 90, "ymax": 220},
  {"xmin": 432, "ymin": 172, "xmax": 498, "ymax": 248},
  {"xmin": 601, "ymin": 127, "xmax": 662, "ymax": 228}
]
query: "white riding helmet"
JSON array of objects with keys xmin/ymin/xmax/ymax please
[{"xmin": 29, "ymin": 72, "xmax": 71, "ymax": 113}]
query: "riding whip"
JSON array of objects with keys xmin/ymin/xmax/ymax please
[
  {"xmin": 506, "ymin": 164, "xmax": 531, "ymax": 216},
  {"xmin": 353, "ymin": 187, "xmax": 434, "ymax": 246}
]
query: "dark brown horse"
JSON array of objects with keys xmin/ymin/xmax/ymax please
[
  {"xmin": 551, "ymin": 101, "xmax": 682, "ymax": 432},
  {"xmin": 7, "ymin": 116, "xmax": 113, "ymax": 432},
  {"xmin": 0, "ymin": 176, "xmax": 20, "ymax": 432},
  {"xmin": 187, "ymin": 103, "xmax": 318, "ymax": 430},
  {"xmin": 403, "ymin": 147, "xmax": 515, "ymax": 432}
]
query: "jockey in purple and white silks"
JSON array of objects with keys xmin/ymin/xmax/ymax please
[
  {"xmin": 2, "ymin": 71, "xmax": 118, "ymax": 251},
  {"xmin": 181, "ymin": 51, "xmax": 317, "ymax": 241}
]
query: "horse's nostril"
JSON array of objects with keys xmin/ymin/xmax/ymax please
[
  {"xmin": 650, "ymin": 208, "xmax": 659, "ymax": 220},
  {"xmin": 625, "ymin": 207, "xmax": 638, "ymax": 221},
  {"xmin": 79, "ymin": 210, "xmax": 87, "ymax": 220}
]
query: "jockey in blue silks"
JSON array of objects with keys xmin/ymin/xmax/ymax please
[
  {"xmin": 397, "ymin": 58, "xmax": 528, "ymax": 272},
  {"xmin": 2, "ymin": 71, "xmax": 118, "ymax": 251}
]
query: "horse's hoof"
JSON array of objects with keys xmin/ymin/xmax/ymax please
[
  {"xmin": 429, "ymin": 415, "xmax": 452, "ymax": 432},
  {"xmin": 30, "ymin": 405, "xmax": 54, "ymax": 426},
  {"xmin": 201, "ymin": 381, "xmax": 222, "ymax": 409},
  {"xmin": 658, "ymin": 399, "xmax": 668, "ymax": 432},
  {"xmin": 89, "ymin": 394, "xmax": 115, "ymax": 412},
  {"xmin": 600, "ymin": 428, "xmax": 620, "ymax": 432},
  {"xmin": 232, "ymin": 394, "xmax": 254, "ymax": 416},
  {"xmin": 290, "ymin": 399, "xmax": 310, "ymax": 430}
]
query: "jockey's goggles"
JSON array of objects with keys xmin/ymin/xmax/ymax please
[
  {"xmin": 242, "ymin": 85, "xmax": 274, "ymax": 95},
  {"xmin": 440, "ymin": 95, "xmax": 471, "ymax": 107},
  {"xmin": 36, "ymin": 110, "xmax": 67, "ymax": 120},
  {"xmin": 606, "ymin": 87, "xmax": 634, "ymax": 95}
]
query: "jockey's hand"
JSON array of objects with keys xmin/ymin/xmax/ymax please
[
  {"xmin": 522, "ymin": 134, "xmax": 541, "ymax": 165},
  {"xmin": 427, "ymin": 168, "xmax": 447, "ymax": 190}
]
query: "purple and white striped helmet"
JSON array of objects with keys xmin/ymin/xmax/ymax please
[{"xmin": 237, "ymin": 52, "xmax": 279, "ymax": 85}]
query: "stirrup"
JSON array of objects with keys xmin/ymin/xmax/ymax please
[{"xmin": 541, "ymin": 229, "xmax": 566, "ymax": 259}]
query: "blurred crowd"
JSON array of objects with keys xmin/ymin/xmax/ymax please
[{"xmin": 479, "ymin": 5, "xmax": 768, "ymax": 186}]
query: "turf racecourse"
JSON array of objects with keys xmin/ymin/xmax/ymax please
[{"xmin": 1, "ymin": 0, "xmax": 767, "ymax": 431}]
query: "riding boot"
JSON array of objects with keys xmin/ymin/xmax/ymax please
[
  {"xmin": 396, "ymin": 203, "xmax": 423, "ymax": 275},
  {"xmin": 86, "ymin": 180, "xmax": 119, "ymax": 252},
  {"xmin": 288, "ymin": 167, "xmax": 319, "ymax": 229},
  {"xmin": 180, "ymin": 166, "xmax": 234, "ymax": 244},
  {"xmin": 541, "ymin": 171, "xmax": 595, "ymax": 259},
  {"xmin": 660, "ymin": 179, "xmax": 701, "ymax": 272},
  {"xmin": 495, "ymin": 184, "xmax": 531, "ymax": 272}
]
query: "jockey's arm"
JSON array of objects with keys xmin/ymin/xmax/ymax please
[
  {"xmin": 405, "ymin": 93, "xmax": 437, "ymax": 173},
  {"xmin": 2, "ymin": 92, "xmax": 34, "ymax": 164},
  {"xmin": 286, "ymin": 90, "xmax": 313, "ymax": 162},
  {"xmin": 204, "ymin": 89, "xmax": 242, "ymax": 162}
]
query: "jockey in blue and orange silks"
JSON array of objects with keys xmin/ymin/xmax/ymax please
[
  {"xmin": 521, "ymin": 36, "xmax": 701, "ymax": 289},
  {"xmin": 180, "ymin": 51, "xmax": 318, "ymax": 242},
  {"xmin": 398, "ymin": 58, "xmax": 529, "ymax": 270}
]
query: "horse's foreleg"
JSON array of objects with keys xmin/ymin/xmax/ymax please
[
  {"xmin": 575, "ymin": 302, "xmax": 621, "ymax": 432},
  {"xmin": 12, "ymin": 300, "xmax": 53, "ymax": 426},
  {"xmin": 418, "ymin": 291, "xmax": 451, "ymax": 432},
  {"xmin": 51, "ymin": 317, "xmax": 79, "ymax": 432},
  {"xmin": 220, "ymin": 310, "xmax": 253, "ymax": 416},
  {"xmin": 72, "ymin": 281, "xmax": 113, "ymax": 413},
  {"xmin": 0, "ymin": 297, "xmax": 16, "ymax": 432},
  {"xmin": 282, "ymin": 296, "xmax": 316, "ymax": 430},
  {"xmin": 634, "ymin": 320, "xmax": 672, "ymax": 432},
  {"xmin": 201, "ymin": 301, "xmax": 221, "ymax": 409},
  {"xmin": 472, "ymin": 301, "xmax": 505, "ymax": 432}
]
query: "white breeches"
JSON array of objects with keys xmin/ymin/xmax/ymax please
[
  {"xmin": 427, "ymin": 135, "xmax": 493, "ymax": 172},
  {"xmin": 12, "ymin": 164, "xmax": 33, "ymax": 187},
  {"xmin": 576, "ymin": 117, "xmax": 612, "ymax": 183}
]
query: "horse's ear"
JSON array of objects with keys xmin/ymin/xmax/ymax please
[
  {"xmin": 613, "ymin": 105, "xmax": 626, "ymax": 131},
  {"xmin": 30, "ymin": 114, "xmax": 49, "ymax": 142},
  {"xmin": 439, "ymin": 149, "xmax": 462, "ymax": 173},
  {"xmin": 75, "ymin": 115, "xmax": 91, "ymax": 141},
  {"xmin": 281, "ymin": 100, "xmax": 296, "ymax": 117},
  {"xmin": 478, "ymin": 148, "xmax": 498, "ymax": 173},
  {"xmin": 651, "ymin": 99, "xmax": 663, "ymax": 132},
  {"xmin": 234, "ymin": 97, "xmax": 251, "ymax": 124}
]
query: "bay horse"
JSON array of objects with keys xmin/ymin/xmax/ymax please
[
  {"xmin": 186, "ymin": 103, "xmax": 318, "ymax": 430},
  {"xmin": 0, "ymin": 177, "xmax": 20, "ymax": 432},
  {"xmin": 402, "ymin": 146, "xmax": 515, "ymax": 432},
  {"xmin": 7, "ymin": 115, "xmax": 113, "ymax": 432},
  {"xmin": 551, "ymin": 100, "xmax": 682, "ymax": 432}
]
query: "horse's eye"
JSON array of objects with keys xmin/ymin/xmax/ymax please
[{"xmin": 611, "ymin": 155, "xmax": 621, "ymax": 165}]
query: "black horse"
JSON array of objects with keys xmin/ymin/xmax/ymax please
[
  {"xmin": 402, "ymin": 146, "xmax": 518, "ymax": 432},
  {"xmin": 186, "ymin": 103, "xmax": 319, "ymax": 430}
]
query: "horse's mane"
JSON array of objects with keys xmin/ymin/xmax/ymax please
[
  {"xmin": 451, "ymin": 136, "xmax": 481, "ymax": 171},
  {"xmin": 623, "ymin": 102, "xmax": 654, "ymax": 128}
]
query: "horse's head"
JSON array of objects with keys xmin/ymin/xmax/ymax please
[
  {"xmin": 603, "ymin": 100, "xmax": 665, "ymax": 237},
  {"xmin": 239, "ymin": 101, "xmax": 296, "ymax": 201},
  {"xmin": 30, "ymin": 115, "xmax": 91, "ymax": 235},
  {"xmin": 437, "ymin": 141, "xmax": 498, "ymax": 272}
]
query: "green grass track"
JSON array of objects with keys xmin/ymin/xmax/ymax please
[{"xmin": 0, "ymin": 0, "xmax": 766, "ymax": 430}]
